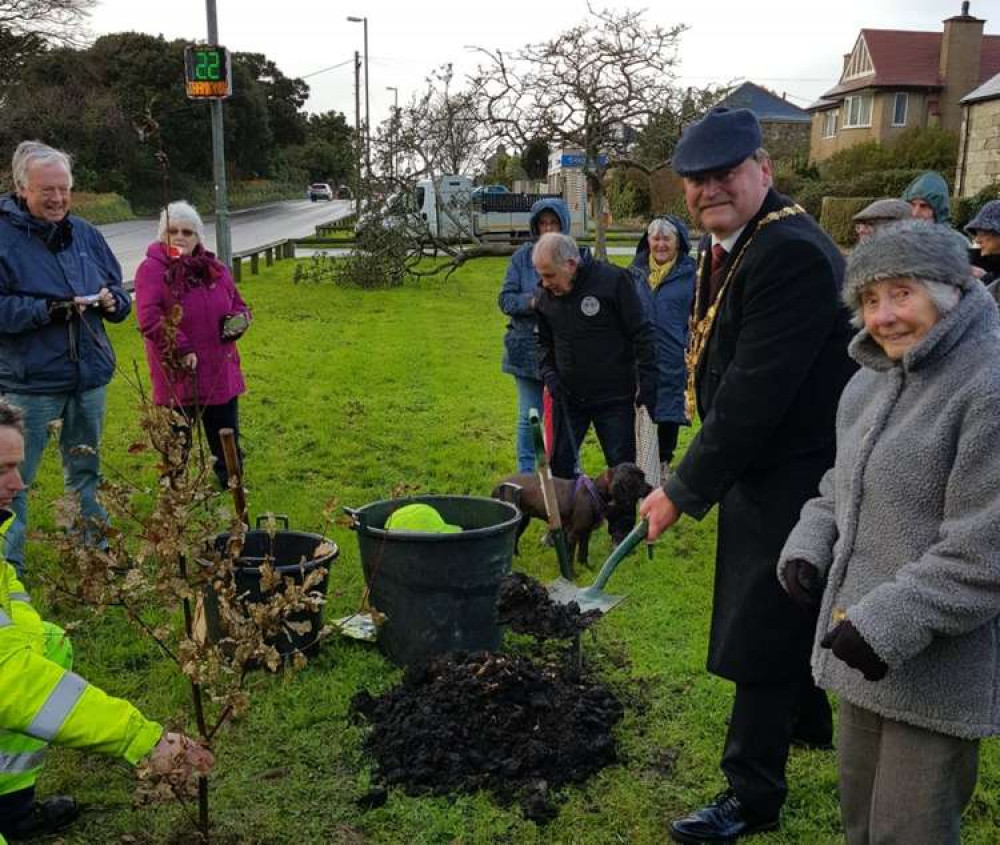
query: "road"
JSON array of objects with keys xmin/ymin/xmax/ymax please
[{"xmin": 98, "ymin": 198, "xmax": 354, "ymax": 281}]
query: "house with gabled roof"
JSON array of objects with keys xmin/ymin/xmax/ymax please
[
  {"xmin": 713, "ymin": 81, "xmax": 812, "ymax": 160},
  {"xmin": 807, "ymin": 2, "xmax": 1000, "ymax": 163}
]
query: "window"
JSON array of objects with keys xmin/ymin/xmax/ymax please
[
  {"xmin": 822, "ymin": 109, "xmax": 838, "ymax": 138},
  {"xmin": 892, "ymin": 93, "xmax": 908, "ymax": 127},
  {"xmin": 843, "ymin": 94, "xmax": 873, "ymax": 128}
]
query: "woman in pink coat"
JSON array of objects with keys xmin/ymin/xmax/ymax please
[{"xmin": 135, "ymin": 201, "xmax": 250, "ymax": 487}]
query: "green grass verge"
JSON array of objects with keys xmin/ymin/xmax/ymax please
[
  {"xmin": 71, "ymin": 192, "xmax": 136, "ymax": 225},
  {"xmin": 24, "ymin": 258, "xmax": 999, "ymax": 843}
]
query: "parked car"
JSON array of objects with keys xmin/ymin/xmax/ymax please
[
  {"xmin": 470, "ymin": 184, "xmax": 510, "ymax": 198},
  {"xmin": 308, "ymin": 183, "xmax": 334, "ymax": 201}
]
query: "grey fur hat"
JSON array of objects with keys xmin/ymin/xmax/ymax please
[
  {"xmin": 852, "ymin": 198, "xmax": 912, "ymax": 224},
  {"xmin": 844, "ymin": 220, "xmax": 972, "ymax": 310},
  {"xmin": 965, "ymin": 199, "xmax": 1000, "ymax": 236}
]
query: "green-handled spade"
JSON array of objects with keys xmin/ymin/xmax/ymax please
[{"xmin": 547, "ymin": 519, "xmax": 649, "ymax": 614}]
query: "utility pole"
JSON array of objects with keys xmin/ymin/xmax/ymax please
[
  {"xmin": 354, "ymin": 50, "xmax": 362, "ymax": 218},
  {"xmin": 205, "ymin": 0, "xmax": 231, "ymax": 267},
  {"xmin": 386, "ymin": 86, "xmax": 398, "ymax": 181}
]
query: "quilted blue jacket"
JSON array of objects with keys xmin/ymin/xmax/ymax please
[{"xmin": 0, "ymin": 194, "xmax": 130, "ymax": 394}]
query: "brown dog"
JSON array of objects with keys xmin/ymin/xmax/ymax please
[{"xmin": 491, "ymin": 463, "xmax": 653, "ymax": 564}]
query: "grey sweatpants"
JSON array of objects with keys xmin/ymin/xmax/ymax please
[{"xmin": 837, "ymin": 700, "xmax": 979, "ymax": 845}]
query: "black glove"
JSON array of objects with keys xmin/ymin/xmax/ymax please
[
  {"xmin": 47, "ymin": 299, "xmax": 75, "ymax": 323},
  {"xmin": 783, "ymin": 558, "xmax": 823, "ymax": 607},
  {"xmin": 820, "ymin": 620, "xmax": 888, "ymax": 681},
  {"xmin": 636, "ymin": 384, "xmax": 657, "ymax": 412},
  {"xmin": 543, "ymin": 374, "xmax": 566, "ymax": 402}
]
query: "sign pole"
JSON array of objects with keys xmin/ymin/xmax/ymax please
[{"xmin": 206, "ymin": 0, "xmax": 232, "ymax": 268}]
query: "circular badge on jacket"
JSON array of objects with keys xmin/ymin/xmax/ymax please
[{"xmin": 580, "ymin": 296, "xmax": 600, "ymax": 317}]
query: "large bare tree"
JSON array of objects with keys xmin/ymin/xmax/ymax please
[
  {"xmin": 469, "ymin": 5, "xmax": 687, "ymax": 258},
  {"xmin": 0, "ymin": 0, "xmax": 94, "ymax": 46},
  {"xmin": 376, "ymin": 63, "xmax": 497, "ymax": 187}
]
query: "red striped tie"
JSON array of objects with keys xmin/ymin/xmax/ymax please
[{"xmin": 709, "ymin": 243, "xmax": 728, "ymax": 301}]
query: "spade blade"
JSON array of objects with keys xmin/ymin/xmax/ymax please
[{"xmin": 547, "ymin": 576, "xmax": 626, "ymax": 614}]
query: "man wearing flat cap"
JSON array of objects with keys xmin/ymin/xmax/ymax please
[{"xmin": 641, "ymin": 107, "xmax": 856, "ymax": 842}]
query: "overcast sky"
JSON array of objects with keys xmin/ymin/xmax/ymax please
[{"xmin": 89, "ymin": 0, "xmax": 994, "ymax": 127}]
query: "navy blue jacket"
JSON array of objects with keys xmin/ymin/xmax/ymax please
[
  {"xmin": 498, "ymin": 197, "xmax": 588, "ymax": 380},
  {"xmin": 535, "ymin": 254, "xmax": 657, "ymax": 408},
  {"xmin": 0, "ymin": 195, "xmax": 131, "ymax": 394},
  {"xmin": 628, "ymin": 216, "xmax": 695, "ymax": 424}
]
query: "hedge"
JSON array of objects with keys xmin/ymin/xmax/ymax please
[
  {"xmin": 819, "ymin": 197, "xmax": 875, "ymax": 246},
  {"xmin": 70, "ymin": 192, "xmax": 135, "ymax": 225}
]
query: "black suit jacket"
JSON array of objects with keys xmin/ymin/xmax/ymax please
[{"xmin": 665, "ymin": 189, "xmax": 856, "ymax": 519}]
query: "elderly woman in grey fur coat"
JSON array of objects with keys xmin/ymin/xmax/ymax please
[{"xmin": 777, "ymin": 221, "xmax": 1000, "ymax": 845}]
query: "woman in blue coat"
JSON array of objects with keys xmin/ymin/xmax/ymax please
[
  {"xmin": 628, "ymin": 216, "xmax": 695, "ymax": 470},
  {"xmin": 498, "ymin": 198, "xmax": 581, "ymax": 472}
]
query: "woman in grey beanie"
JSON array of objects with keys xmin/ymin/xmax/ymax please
[{"xmin": 777, "ymin": 220, "xmax": 1000, "ymax": 844}]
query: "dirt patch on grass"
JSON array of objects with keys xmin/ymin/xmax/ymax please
[{"xmin": 352, "ymin": 650, "xmax": 623, "ymax": 823}]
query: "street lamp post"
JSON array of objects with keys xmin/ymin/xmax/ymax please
[
  {"xmin": 385, "ymin": 85, "xmax": 398, "ymax": 181},
  {"xmin": 346, "ymin": 15, "xmax": 370, "ymax": 186},
  {"xmin": 205, "ymin": 0, "xmax": 231, "ymax": 267}
]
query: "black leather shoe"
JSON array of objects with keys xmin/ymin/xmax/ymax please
[
  {"xmin": 6, "ymin": 795, "xmax": 80, "ymax": 840},
  {"xmin": 669, "ymin": 790, "xmax": 778, "ymax": 843}
]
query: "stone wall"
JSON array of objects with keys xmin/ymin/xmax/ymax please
[
  {"xmin": 957, "ymin": 98, "xmax": 1000, "ymax": 198},
  {"xmin": 761, "ymin": 121, "xmax": 811, "ymax": 161}
]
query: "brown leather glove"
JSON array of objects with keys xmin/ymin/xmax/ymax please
[{"xmin": 820, "ymin": 620, "xmax": 888, "ymax": 682}]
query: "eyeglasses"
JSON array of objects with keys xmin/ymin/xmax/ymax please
[{"xmin": 168, "ymin": 227, "xmax": 196, "ymax": 237}]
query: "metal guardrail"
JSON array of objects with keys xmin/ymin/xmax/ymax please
[
  {"xmin": 230, "ymin": 238, "xmax": 296, "ymax": 283},
  {"xmin": 229, "ymin": 214, "xmax": 358, "ymax": 281},
  {"xmin": 315, "ymin": 214, "xmax": 356, "ymax": 237}
]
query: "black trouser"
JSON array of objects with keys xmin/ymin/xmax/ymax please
[
  {"xmin": 0, "ymin": 787, "xmax": 35, "ymax": 836},
  {"xmin": 550, "ymin": 398, "xmax": 635, "ymax": 479},
  {"xmin": 657, "ymin": 422, "xmax": 680, "ymax": 466},
  {"xmin": 721, "ymin": 676, "xmax": 832, "ymax": 820},
  {"xmin": 181, "ymin": 398, "xmax": 242, "ymax": 489}
]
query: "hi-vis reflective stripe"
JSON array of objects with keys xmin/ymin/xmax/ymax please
[
  {"xmin": 8, "ymin": 592, "xmax": 30, "ymax": 604},
  {"xmin": 26, "ymin": 673, "xmax": 87, "ymax": 741},
  {"xmin": 0, "ymin": 749, "xmax": 45, "ymax": 774},
  {"xmin": 0, "ymin": 610, "xmax": 11, "ymax": 627}
]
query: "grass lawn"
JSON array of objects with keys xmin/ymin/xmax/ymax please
[{"xmin": 24, "ymin": 257, "xmax": 1000, "ymax": 844}]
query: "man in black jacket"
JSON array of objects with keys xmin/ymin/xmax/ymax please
[
  {"xmin": 640, "ymin": 108, "xmax": 856, "ymax": 842},
  {"xmin": 533, "ymin": 232, "xmax": 656, "ymax": 478}
]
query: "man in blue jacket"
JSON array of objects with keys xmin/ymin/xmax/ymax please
[{"xmin": 0, "ymin": 141, "xmax": 131, "ymax": 575}]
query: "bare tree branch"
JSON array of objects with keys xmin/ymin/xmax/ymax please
[
  {"xmin": 468, "ymin": 5, "xmax": 688, "ymax": 257},
  {"xmin": 0, "ymin": 0, "xmax": 95, "ymax": 47}
]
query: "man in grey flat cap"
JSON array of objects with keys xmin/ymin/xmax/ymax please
[
  {"xmin": 640, "ymin": 107, "xmax": 856, "ymax": 843},
  {"xmin": 852, "ymin": 198, "xmax": 912, "ymax": 242}
]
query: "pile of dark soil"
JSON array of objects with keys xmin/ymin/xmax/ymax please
[
  {"xmin": 352, "ymin": 651, "xmax": 624, "ymax": 823},
  {"xmin": 497, "ymin": 572, "xmax": 602, "ymax": 639}
]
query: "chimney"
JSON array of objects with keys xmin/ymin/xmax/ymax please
[{"xmin": 938, "ymin": 3, "xmax": 984, "ymax": 131}]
